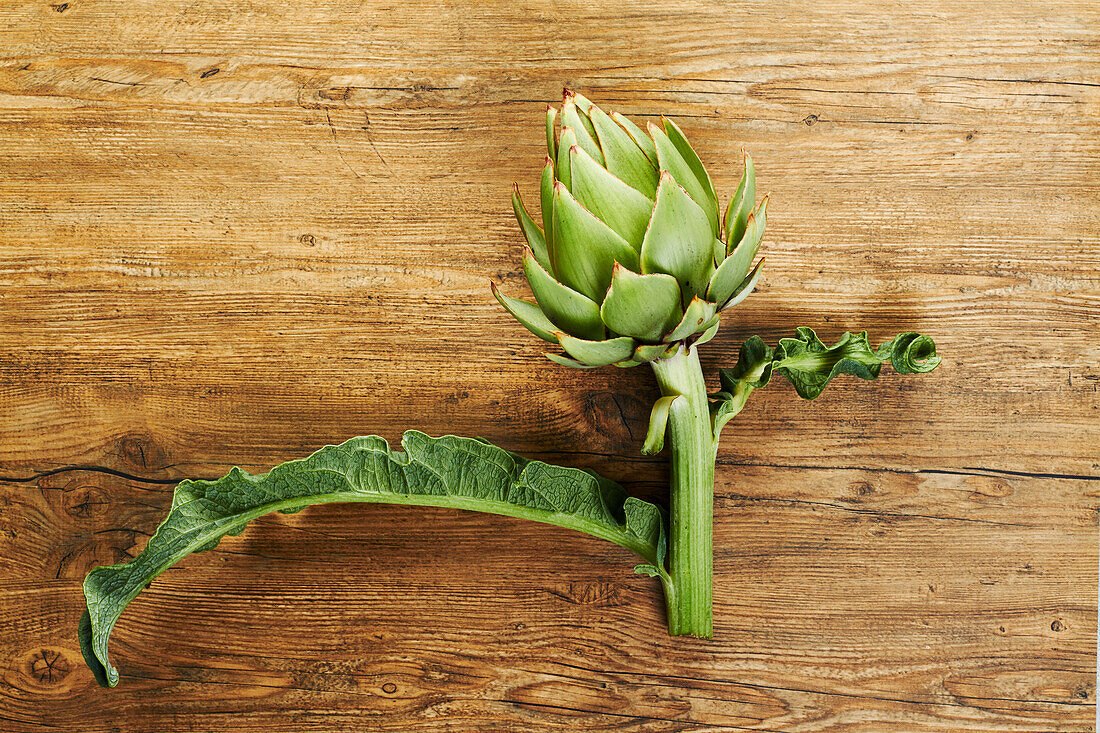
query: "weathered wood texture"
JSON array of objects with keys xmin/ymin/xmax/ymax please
[{"xmin": 1, "ymin": 1, "xmax": 1097, "ymax": 731}]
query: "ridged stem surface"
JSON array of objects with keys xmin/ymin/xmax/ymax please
[{"xmin": 650, "ymin": 344, "xmax": 716, "ymax": 637}]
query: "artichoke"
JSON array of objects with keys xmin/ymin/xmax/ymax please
[{"xmin": 493, "ymin": 89, "xmax": 767, "ymax": 368}]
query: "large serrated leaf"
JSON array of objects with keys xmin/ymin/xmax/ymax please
[
  {"xmin": 79, "ymin": 432, "xmax": 669, "ymax": 688},
  {"xmin": 771, "ymin": 327, "xmax": 940, "ymax": 399}
]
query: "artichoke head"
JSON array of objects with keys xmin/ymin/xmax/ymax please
[{"xmin": 494, "ymin": 90, "xmax": 767, "ymax": 368}]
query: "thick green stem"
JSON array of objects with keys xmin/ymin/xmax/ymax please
[{"xmin": 650, "ymin": 343, "xmax": 716, "ymax": 637}]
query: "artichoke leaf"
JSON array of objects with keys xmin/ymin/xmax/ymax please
[
  {"xmin": 79, "ymin": 432, "xmax": 669, "ymax": 687},
  {"xmin": 724, "ymin": 151, "xmax": 756, "ymax": 249},
  {"xmin": 512, "ymin": 184, "xmax": 551, "ymax": 271},
  {"xmin": 662, "ymin": 118, "xmax": 719, "ymax": 232},
  {"xmin": 639, "ymin": 173, "xmax": 714, "ymax": 300},
  {"xmin": 556, "ymin": 126, "xmax": 578, "ymax": 189},
  {"xmin": 599, "ymin": 265, "xmax": 683, "ymax": 343},
  {"xmin": 522, "ymin": 249, "xmax": 604, "ymax": 341},
  {"xmin": 540, "ymin": 158, "xmax": 555, "ymax": 249},
  {"xmin": 649, "ymin": 122, "xmax": 719, "ymax": 235},
  {"xmin": 568, "ymin": 144, "xmax": 654, "ymax": 251},
  {"xmin": 710, "ymin": 196, "xmax": 767, "ymax": 302},
  {"xmin": 551, "ymin": 182, "xmax": 639, "ymax": 302},
  {"xmin": 546, "ymin": 352, "xmax": 601, "ymax": 369},
  {"xmin": 693, "ymin": 318, "xmax": 721, "ymax": 347},
  {"xmin": 719, "ymin": 258, "xmax": 765, "ymax": 311},
  {"xmin": 556, "ymin": 332, "xmax": 636, "ymax": 366},
  {"xmin": 664, "ymin": 296, "xmax": 718, "ymax": 342},
  {"xmin": 561, "ymin": 97, "xmax": 604, "ymax": 165},
  {"xmin": 546, "ymin": 105, "xmax": 559, "ymax": 163},
  {"xmin": 589, "ymin": 107, "xmax": 659, "ymax": 198},
  {"xmin": 612, "ymin": 111, "xmax": 658, "ymax": 165},
  {"xmin": 568, "ymin": 90, "xmax": 597, "ymax": 114},
  {"xmin": 491, "ymin": 283, "xmax": 558, "ymax": 343},
  {"xmin": 633, "ymin": 342, "xmax": 678, "ymax": 363},
  {"xmin": 711, "ymin": 237, "xmax": 725, "ymax": 268}
]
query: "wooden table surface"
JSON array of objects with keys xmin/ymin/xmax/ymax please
[{"xmin": 2, "ymin": 2, "xmax": 1097, "ymax": 731}]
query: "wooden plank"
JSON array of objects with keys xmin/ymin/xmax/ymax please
[
  {"xmin": 1, "ymin": 0, "xmax": 1097, "ymax": 730},
  {"xmin": 2, "ymin": 463, "xmax": 1095, "ymax": 732}
]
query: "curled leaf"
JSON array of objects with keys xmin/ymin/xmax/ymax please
[{"xmin": 712, "ymin": 328, "xmax": 940, "ymax": 437}]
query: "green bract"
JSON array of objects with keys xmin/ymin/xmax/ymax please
[{"xmin": 495, "ymin": 89, "xmax": 766, "ymax": 368}]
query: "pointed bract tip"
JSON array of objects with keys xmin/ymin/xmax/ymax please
[
  {"xmin": 658, "ymin": 170, "xmax": 673, "ymax": 181},
  {"xmin": 511, "ymin": 182, "xmax": 520, "ymax": 193},
  {"xmin": 544, "ymin": 155, "xmax": 554, "ymax": 167},
  {"xmin": 568, "ymin": 144, "xmax": 580, "ymax": 155},
  {"xmin": 553, "ymin": 180, "xmax": 566, "ymax": 192},
  {"xmin": 562, "ymin": 87, "xmax": 574, "ymax": 100},
  {"xmin": 489, "ymin": 280, "xmax": 500, "ymax": 294}
]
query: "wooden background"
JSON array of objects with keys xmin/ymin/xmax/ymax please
[{"xmin": 1, "ymin": 1, "xmax": 1097, "ymax": 730}]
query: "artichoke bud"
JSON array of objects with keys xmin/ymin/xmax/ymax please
[{"xmin": 495, "ymin": 90, "xmax": 767, "ymax": 368}]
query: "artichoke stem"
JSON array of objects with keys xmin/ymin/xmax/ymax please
[{"xmin": 650, "ymin": 343, "xmax": 716, "ymax": 637}]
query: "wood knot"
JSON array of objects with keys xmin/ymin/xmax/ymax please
[
  {"xmin": 298, "ymin": 233, "xmax": 317, "ymax": 246},
  {"xmin": 51, "ymin": 2, "xmax": 69, "ymax": 12},
  {"xmin": 802, "ymin": 113, "xmax": 819, "ymax": 126},
  {"xmin": 381, "ymin": 682, "xmax": 397, "ymax": 694},
  {"xmin": 1051, "ymin": 619, "xmax": 1066, "ymax": 632},
  {"xmin": 17, "ymin": 648, "xmax": 76, "ymax": 693},
  {"xmin": 116, "ymin": 432, "xmax": 167, "ymax": 471},
  {"xmin": 840, "ymin": 480, "xmax": 875, "ymax": 504},
  {"xmin": 31, "ymin": 649, "xmax": 70, "ymax": 684},
  {"xmin": 60, "ymin": 481, "xmax": 109, "ymax": 520},
  {"xmin": 200, "ymin": 67, "xmax": 220, "ymax": 79}
]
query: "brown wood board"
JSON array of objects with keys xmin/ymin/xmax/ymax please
[{"xmin": 1, "ymin": 1, "xmax": 1097, "ymax": 730}]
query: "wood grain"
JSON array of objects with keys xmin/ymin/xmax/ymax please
[{"xmin": 1, "ymin": 1, "xmax": 1097, "ymax": 730}]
